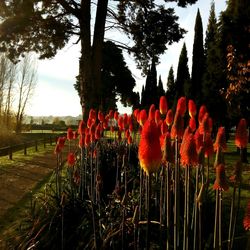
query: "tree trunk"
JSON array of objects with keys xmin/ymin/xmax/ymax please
[{"xmin": 78, "ymin": 0, "xmax": 108, "ymax": 119}]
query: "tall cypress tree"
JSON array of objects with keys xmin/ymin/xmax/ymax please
[
  {"xmin": 157, "ymin": 75, "xmax": 165, "ymax": 99},
  {"xmin": 166, "ymin": 65, "xmax": 175, "ymax": 107},
  {"xmin": 175, "ymin": 43, "xmax": 190, "ymax": 106},
  {"xmin": 202, "ymin": 1, "xmax": 227, "ymax": 126},
  {"xmin": 191, "ymin": 9, "xmax": 205, "ymax": 105},
  {"xmin": 143, "ymin": 58, "xmax": 158, "ymax": 109}
]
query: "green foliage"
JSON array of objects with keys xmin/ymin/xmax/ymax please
[
  {"xmin": 175, "ymin": 43, "xmax": 190, "ymax": 106},
  {"xmin": 165, "ymin": 65, "xmax": 175, "ymax": 107},
  {"xmin": 202, "ymin": 1, "xmax": 228, "ymax": 126}
]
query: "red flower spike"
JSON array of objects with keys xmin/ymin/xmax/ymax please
[
  {"xmin": 78, "ymin": 120, "xmax": 85, "ymax": 135},
  {"xmin": 148, "ymin": 104, "xmax": 156, "ymax": 121},
  {"xmin": 194, "ymin": 129, "xmax": 203, "ymax": 151},
  {"xmin": 138, "ymin": 119, "xmax": 162, "ymax": 175},
  {"xmin": 85, "ymin": 133, "xmax": 91, "ymax": 147},
  {"xmin": 98, "ymin": 111, "xmax": 104, "ymax": 122},
  {"xmin": 87, "ymin": 118, "xmax": 92, "ymax": 128},
  {"xmin": 139, "ymin": 109, "xmax": 147, "ymax": 126},
  {"xmin": 189, "ymin": 117, "xmax": 196, "ymax": 132},
  {"xmin": 114, "ymin": 111, "xmax": 119, "ymax": 121},
  {"xmin": 67, "ymin": 128, "xmax": 74, "ymax": 140},
  {"xmin": 89, "ymin": 109, "xmax": 96, "ymax": 122},
  {"xmin": 170, "ymin": 111, "xmax": 184, "ymax": 139},
  {"xmin": 188, "ymin": 99, "xmax": 197, "ymax": 118},
  {"xmin": 118, "ymin": 116, "xmax": 124, "ymax": 131},
  {"xmin": 79, "ymin": 134, "xmax": 85, "ymax": 148},
  {"xmin": 180, "ymin": 126, "xmax": 192, "ymax": 156},
  {"xmin": 176, "ymin": 97, "xmax": 187, "ymax": 116},
  {"xmin": 54, "ymin": 144, "xmax": 61, "ymax": 154},
  {"xmin": 108, "ymin": 109, "xmax": 114, "ymax": 119},
  {"xmin": 162, "ymin": 132, "xmax": 174, "ymax": 164},
  {"xmin": 73, "ymin": 131, "xmax": 78, "ymax": 140},
  {"xmin": 165, "ymin": 109, "xmax": 173, "ymax": 126},
  {"xmin": 127, "ymin": 135, "xmax": 133, "ymax": 145},
  {"xmin": 123, "ymin": 113, "xmax": 128, "ymax": 127},
  {"xmin": 235, "ymin": 118, "xmax": 248, "ymax": 149},
  {"xmin": 90, "ymin": 133, "xmax": 95, "ymax": 143},
  {"xmin": 213, "ymin": 164, "xmax": 229, "ymax": 191},
  {"xmin": 95, "ymin": 124, "xmax": 102, "ymax": 140},
  {"xmin": 204, "ymin": 136, "xmax": 214, "ymax": 158},
  {"xmin": 67, "ymin": 152, "xmax": 76, "ymax": 167},
  {"xmin": 214, "ymin": 127, "xmax": 227, "ymax": 152},
  {"xmin": 133, "ymin": 109, "xmax": 140, "ymax": 118},
  {"xmin": 56, "ymin": 137, "xmax": 66, "ymax": 152},
  {"xmin": 198, "ymin": 105, "xmax": 207, "ymax": 124},
  {"xmin": 159, "ymin": 96, "xmax": 168, "ymax": 115},
  {"xmin": 199, "ymin": 112, "xmax": 210, "ymax": 135},
  {"xmin": 155, "ymin": 109, "xmax": 161, "ymax": 125},
  {"xmin": 103, "ymin": 120, "xmax": 108, "ymax": 130},
  {"xmin": 161, "ymin": 121, "xmax": 168, "ymax": 135},
  {"xmin": 243, "ymin": 200, "xmax": 250, "ymax": 231},
  {"xmin": 180, "ymin": 134, "xmax": 198, "ymax": 166},
  {"xmin": 125, "ymin": 129, "xmax": 130, "ymax": 139}
]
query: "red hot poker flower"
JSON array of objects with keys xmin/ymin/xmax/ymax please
[
  {"xmin": 149, "ymin": 104, "xmax": 156, "ymax": 121},
  {"xmin": 159, "ymin": 96, "xmax": 168, "ymax": 115},
  {"xmin": 235, "ymin": 118, "xmax": 248, "ymax": 149},
  {"xmin": 165, "ymin": 109, "xmax": 173, "ymax": 126},
  {"xmin": 78, "ymin": 120, "xmax": 85, "ymax": 135},
  {"xmin": 138, "ymin": 119, "xmax": 162, "ymax": 175},
  {"xmin": 243, "ymin": 200, "xmax": 250, "ymax": 231},
  {"xmin": 170, "ymin": 111, "xmax": 184, "ymax": 139},
  {"xmin": 155, "ymin": 109, "xmax": 161, "ymax": 125},
  {"xmin": 176, "ymin": 97, "xmax": 187, "ymax": 116},
  {"xmin": 67, "ymin": 152, "xmax": 76, "ymax": 167},
  {"xmin": 199, "ymin": 112, "xmax": 210, "ymax": 135},
  {"xmin": 139, "ymin": 109, "xmax": 147, "ymax": 126},
  {"xmin": 180, "ymin": 133, "xmax": 198, "ymax": 166},
  {"xmin": 67, "ymin": 128, "xmax": 74, "ymax": 140},
  {"xmin": 213, "ymin": 164, "xmax": 229, "ymax": 191},
  {"xmin": 214, "ymin": 127, "xmax": 227, "ymax": 152},
  {"xmin": 98, "ymin": 111, "xmax": 104, "ymax": 122},
  {"xmin": 198, "ymin": 105, "xmax": 207, "ymax": 124},
  {"xmin": 189, "ymin": 117, "xmax": 196, "ymax": 132},
  {"xmin": 188, "ymin": 99, "xmax": 197, "ymax": 118}
]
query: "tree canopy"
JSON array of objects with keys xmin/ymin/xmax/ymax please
[{"xmin": 0, "ymin": 0, "xmax": 198, "ymax": 116}]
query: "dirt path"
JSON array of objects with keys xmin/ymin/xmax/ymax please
[{"xmin": 0, "ymin": 149, "xmax": 57, "ymax": 217}]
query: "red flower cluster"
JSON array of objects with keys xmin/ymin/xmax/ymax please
[
  {"xmin": 213, "ymin": 164, "xmax": 229, "ymax": 191},
  {"xmin": 243, "ymin": 200, "xmax": 250, "ymax": 231},
  {"xmin": 235, "ymin": 118, "xmax": 248, "ymax": 149}
]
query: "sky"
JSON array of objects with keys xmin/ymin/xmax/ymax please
[{"xmin": 26, "ymin": 0, "xmax": 227, "ymax": 117}]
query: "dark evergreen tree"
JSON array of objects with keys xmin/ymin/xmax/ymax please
[
  {"xmin": 175, "ymin": 43, "xmax": 190, "ymax": 106},
  {"xmin": 157, "ymin": 75, "xmax": 165, "ymax": 99},
  {"xmin": 143, "ymin": 59, "xmax": 158, "ymax": 110},
  {"xmin": 0, "ymin": 0, "xmax": 198, "ymax": 118},
  {"xmin": 141, "ymin": 85, "xmax": 146, "ymax": 107},
  {"xmin": 202, "ymin": 1, "xmax": 227, "ymax": 126},
  {"xmin": 191, "ymin": 9, "xmax": 205, "ymax": 105},
  {"xmin": 166, "ymin": 65, "xmax": 175, "ymax": 107}
]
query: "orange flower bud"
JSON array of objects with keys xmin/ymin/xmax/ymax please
[
  {"xmin": 213, "ymin": 164, "xmax": 229, "ymax": 191},
  {"xmin": 188, "ymin": 99, "xmax": 197, "ymax": 117},
  {"xmin": 138, "ymin": 119, "xmax": 162, "ymax": 175},
  {"xmin": 199, "ymin": 112, "xmax": 210, "ymax": 135},
  {"xmin": 214, "ymin": 127, "xmax": 227, "ymax": 152},
  {"xmin": 67, "ymin": 152, "xmax": 76, "ymax": 167},
  {"xmin": 109, "ymin": 109, "xmax": 114, "ymax": 119},
  {"xmin": 180, "ymin": 133, "xmax": 198, "ymax": 166},
  {"xmin": 189, "ymin": 117, "xmax": 196, "ymax": 132},
  {"xmin": 170, "ymin": 111, "xmax": 184, "ymax": 139},
  {"xmin": 98, "ymin": 111, "xmax": 104, "ymax": 122},
  {"xmin": 155, "ymin": 109, "xmax": 161, "ymax": 125},
  {"xmin": 89, "ymin": 109, "xmax": 96, "ymax": 122},
  {"xmin": 165, "ymin": 109, "xmax": 173, "ymax": 126},
  {"xmin": 114, "ymin": 111, "xmax": 119, "ymax": 121},
  {"xmin": 161, "ymin": 121, "xmax": 168, "ymax": 135},
  {"xmin": 177, "ymin": 97, "xmax": 187, "ymax": 116},
  {"xmin": 127, "ymin": 135, "xmax": 133, "ymax": 145},
  {"xmin": 67, "ymin": 128, "xmax": 74, "ymax": 140},
  {"xmin": 148, "ymin": 104, "xmax": 155, "ymax": 121},
  {"xmin": 235, "ymin": 118, "xmax": 248, "ymax": 148},
  {"xmin": 78, "ymin": 120, "xmax": 85, "ymax": 135},
  {"xmin": 159, "ymin": 96, "xmax": 168, "ymax": 115},
  {"xmin": 198, "ymin": 105, "xmax": 207, "ymax": 124},
  {"xmin": 139, "ymin": 109, "xmax": 147, "ymax": 126},
  {"xmin": 79, "ymin": 134, "xmax": 85, "ymax": 148}
]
